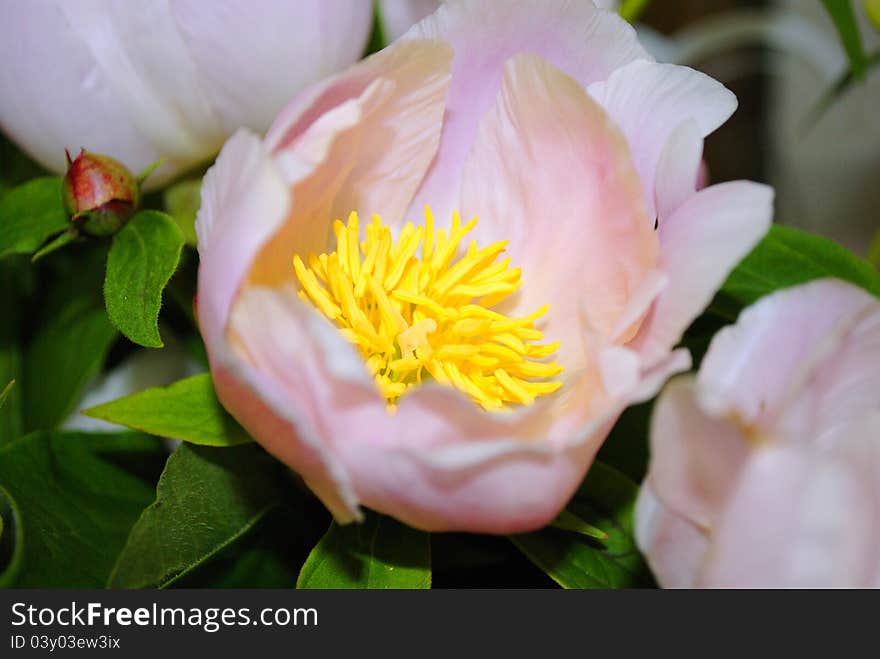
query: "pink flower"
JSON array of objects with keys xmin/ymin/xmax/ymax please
[
  {"xmin": 0, "ymin": 0, "xmax": 373, "ymax": 189},
  {"xmin": 195, "ymin": 0, "xmax": 772, "ymax": 533},
  {"xmin": 637, "ymin": 279, "xmax": 880, "ymax": 587}
]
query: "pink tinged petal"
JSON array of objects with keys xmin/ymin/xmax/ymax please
[
  {"xmin": 648, "ymin": 376, "xmax": 750, "ymax": 531},
  {"xmin": 627, "ymin": 348, "xmax": 692, "ymax": 403},
  {"xmin": 775, "ymin": 292, "xmax": 880, "ymax": 446},
  {"xmin": 326, "ymin": 364, "xmax": 619, "ymax": 533},
  {"xmin": 588, "ymin": 61, "xmax": 737, "ymax": 220},
  {"xmin": 460, "ymin": 54, "xmax": 658, "ymax": 373},
  {"xmin": 630, "ymin": 181, "xmax": 774, "ymax": 365},
  {"xmin": 405, "ymin": 0, "xmax": 651, "ymax": 220},
  {"xmin": 195, "ymin": 129, "xmax": 290, "ymax": 350},
  {"xmin": 700, "ymin": 442, "xmax": 879, "ymax": 588},
  {"xmin": 171, "ymin": 0, "xmax": 373, "ymax": 135},
  {"xmin": 212, "ymin": 361, "xmax": 361, "ymax": 524},
  {"xmin": 228, "ymin": 287, "xmax": 615, "ymax": 533},
  {"xmin": 223, "ymin": 287, "xmax": 369, "ymax": 523},
  {"xmin": 0, "ymin": 1, "xmax": 164, "ymax": 182},
  {"xmin": 250, "ymin": 40, "xmax": 453, "ymax": 288},
  {"xmin": 379, "ymin": 0, "xmax": 441, "ymax": 41},
  {"xmin": 599, "ymin": 347, "xmax": 642, "ymax": 399},
  {"xmin": 598, "ymin": 346, "xmax": 691, "ymax": 404},
  {"xmin": 697, "ymin": 279, "xmax": 880, "ymax": 437},
  {"xmin": 336, "ymin": 429, "xmax": 605, "ymax": 534},
  {"xmin": 54, "ymin": 1, "xmax": 229, "ymax": 186},
  {"xmin": 654, "ymin": 119, "xmax": 704, "ymax": 222},
  {"xmin": 635, "ymin": 484, "xmax": 710, "ymax": 588}
]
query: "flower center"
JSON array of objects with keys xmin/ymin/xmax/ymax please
[{"xmin": 292, "ymin": 207, "xmax": 562, "ymax": 412}]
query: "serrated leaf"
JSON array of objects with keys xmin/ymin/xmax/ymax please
[
  {"xmin": 82, "ymin": 373, "xmax": 251, "ymax": 447},
  {"xmin": 109, "ymin": 443, "xmax": 291, "ymax": 588},
  {"xmin": 820, "ymin": 0, "xmax": 868, "ymax": 77},
  {"xmin": 23, "ymin": 286, "xmax": 117, "ymax": 432},
  {"xmin": 0, "ymin": 484, "xmax": 24, "ymax": 588},
  {"xmin": 720, "ymin": 225, "xmax": 880, "ymax": 308},
  {"xmin": 510, "ymin": 461, "xmax": 652, "ymax": 589},
  {"xmin": 0, "ymin": 431, "xmax": 166, "ymax": 587},
  {"xmin": 105, "ymin": 210, "xmax": 184, "ymax": 348},
  {"xmin": 0, "ymin": 177, "xmax": 67, "ymax": 259},
  {"xmin": 297, "ymin": 512, "xmax": 431, "ymax": 589}
]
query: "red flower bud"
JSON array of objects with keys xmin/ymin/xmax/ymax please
[{"xmin": 62, "ymin": 149, "xmax": 139, "ymax": 236}]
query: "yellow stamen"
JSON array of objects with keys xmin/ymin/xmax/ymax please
[{"xmin": 292, "ymin": 207, "xmax": 563, "ymax": 411}]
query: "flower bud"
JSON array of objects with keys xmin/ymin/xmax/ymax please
[{"xmin": 62, "ymin": 149, "xmax": 139, "ymax": 236}]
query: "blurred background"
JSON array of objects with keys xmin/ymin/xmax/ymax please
[{"xmin": 635, "ymin": 0, "xmax": 880, "ymax": 255}]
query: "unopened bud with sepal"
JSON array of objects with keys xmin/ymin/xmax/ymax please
[{"xmin": 62, "ymin": 149, "xmax": 139, "ymax": 237}]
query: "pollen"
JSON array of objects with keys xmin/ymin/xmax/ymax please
[{"xmin": 293, "ymin": 207, "xmax": 563, "ymax": 412}]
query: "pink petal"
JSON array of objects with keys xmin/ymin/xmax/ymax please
[
  {"xmin": 654, "ymin": 119, "xmax": 704, "ymax": 221},
  {"xmin": 228, "ymin": 285, "xmax": 620, "ymax": 533},
  {"xmin": 404, "ymin": 0, "xmax": 650, "ymax": 220},
  {"xmin": 379, "ymin": 0, "xmax": 440, "ymax": 41},
  {"xmin": 195, "ymin": 130, "xmax": 290, "ymax": 350},
  {"xmin": 0, "ymin": 1, "xmax": 165, "ymax": 182},
  {"xmin": 698, "ymin": 279, "xmax": 880, "ymax": 439},
  {"xmin": 635, "ymin": 484, "xmax": 710, "ymax": 588},
  {"xmin": 211, "ymin": 358, "xmax": 361, "ymax": 524},
  {"xmin": 460, "ymin": 54, "xmax": 657, "ymax": 373},
  {"xmin": 587, "ymin": 60, "xmax": 736, "ymax": 220},
  {"xmin": 647, "ymin": 376, "xmax": 750, "ymax": 531},
  {"xmin": 250, "ymin": 40, "xmax": 453, "ymax": 288},
  {"xmin": 701, "ymin": 440, "xmax": 879, "ymax": 587},
  {"xmin": 630, "ymin": 181, "xmax": 774, "ymax": 365},
  {"xmin": 171, "ymin": 0, "xmax": 373, "ymax": 134},
  {"xmin": 775, "ymin": 292, "xmax": 880, "ymax": 446}
]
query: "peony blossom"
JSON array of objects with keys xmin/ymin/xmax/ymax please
[
  {"xmin": 637, "ymin": 278, "xmax": 880, "ymax": 587},
  {"xmin": 195, "ymin": 0, "xmax": 772, "ymax": 533},
  {"xmin": 0, "ymin": 0, "xmax": 373, "ymax": 189},
  {"xmin": 380, "ymin": 0, "xmax": 621, "ymax": 41}
]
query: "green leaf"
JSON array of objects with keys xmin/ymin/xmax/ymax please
[
  {"xmin": 866, "ymin": 0, "xmax": 880, "ymax": 30},
  {"xmin": 23, "ymin": 287, "xmax": 117, "ymax": 431},
  {"xmin": 803, "ymin": 50, "xmax": 880, "ymax": 129},
  {"xmin": 0, "ymin": 431, "xmax": 166, "ymax": 587},
  {"xmin": 170, "ymin": 506, "xmax": 319, "ymax": 588},
  {"xmin": 297, "ymin": 512, "xmax": 431, "ymax": 589},
  {"xmin": 109, "ymin": 443, "xmax": 292, "ymax": 588},
  {"xmin": 163, "ymin": 179, "xmax": 201, "ymax": 246},
  {"xmin": 510, "ymin": 461, "xmax": 652, "ymax": 589},
  {"xmin": 0, "ymin": 380, "xmax": 14, "ymax": 410},
  {"xmin": 0, "ymin": 484, "xmax": 24, "ymax": 588},
  {"xmin": 104, "ymin": 210, "xmax": 184, "ymax": 348},
  {"xmin": 0, "ymin": 177, "xmax": 68, "ymax": 259},
  {"xmin": 0, "ymin": 260, "xmax": 29, "ymax": 445},
  {"xmin": 82, "ymin": 373, "xmax": 251, "ymax": 447},
  {"xmin": 596, "ymin": 400, "xmax": 653, "ymax": 483},
  {"xmin": 551, "ymin": 509, "xmax": 608, "ymax": 540},
  {"xmin": 368, "ymin": 0, "xmax": 389, "ymax": 55},
  {"xmin": 720, "ymin": 224, "xmax": 880, "ymax": 308},
  {"xmin": 619, "ymin": 0, "xmax": 652, "ymax": 22},
  {"xmin": 868, "ymin": 226, "xmax": 880, "ymax": 269},
  {"xmin": 0, "ymin": 135, "xmax": 47, "ymax": 197},
  {"xmin": 820, "ymin": 0, "xmax": 868, "ymax": 78}
]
